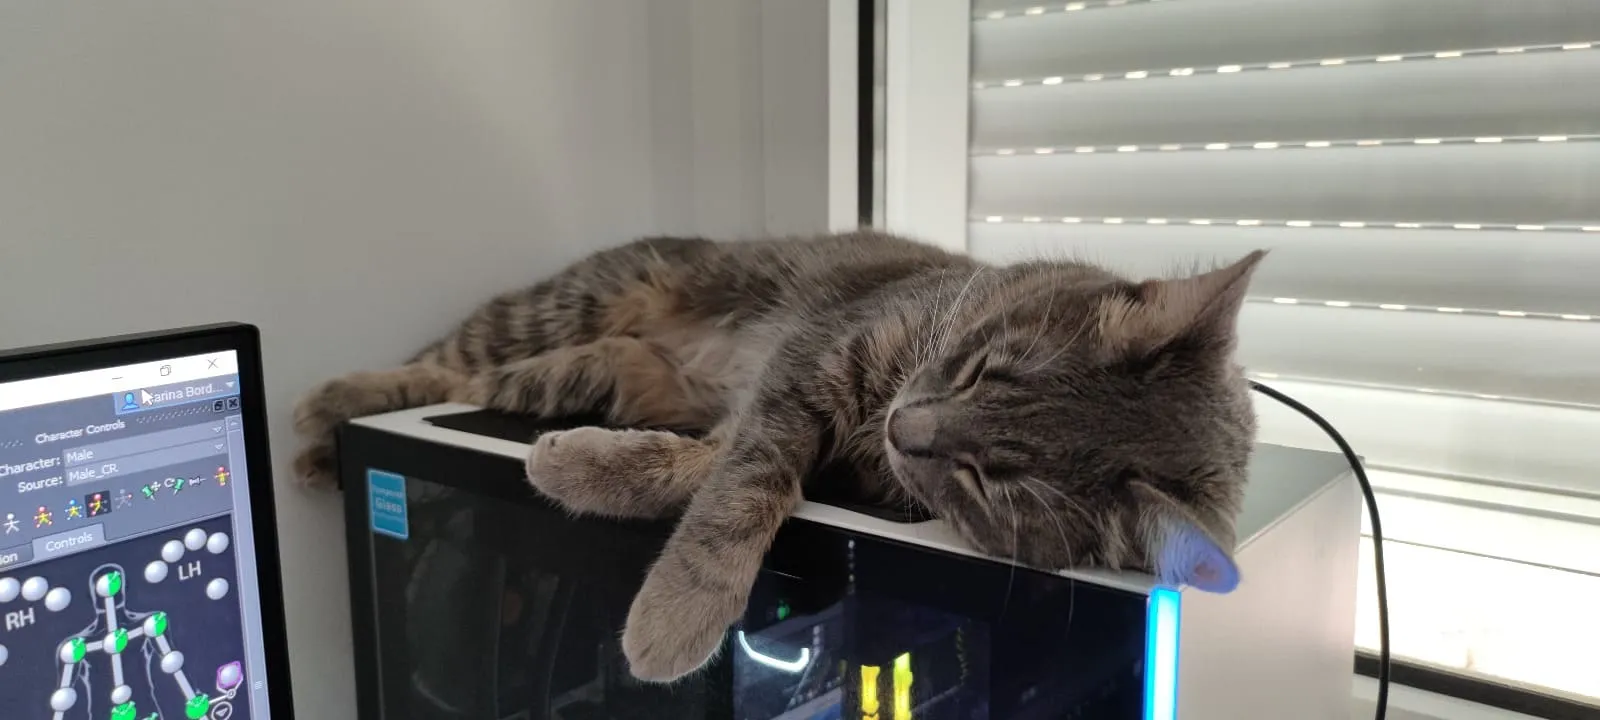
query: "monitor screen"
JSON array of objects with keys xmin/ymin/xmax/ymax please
[{"xmin": 0, "ymin": 329, "xmax": 287, "ymax": 720}]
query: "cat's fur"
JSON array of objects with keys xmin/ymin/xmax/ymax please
[{"xmin": 292, "ymin": 231, "xmax": 1265, "ymax": 682}]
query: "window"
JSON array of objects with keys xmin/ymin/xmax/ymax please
[{"xmin": 865, "ymin": 0, "xmax": 1600, "ymax": 714}]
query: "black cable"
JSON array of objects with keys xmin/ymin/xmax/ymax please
[{"xmin": 1249, "ymin": 380, "xmax": 1389, "ymax": 720}]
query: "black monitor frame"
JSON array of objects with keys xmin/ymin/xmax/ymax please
[{"xmin": 0, "ymin": 322, "xmax": 297, "ymax": 719}]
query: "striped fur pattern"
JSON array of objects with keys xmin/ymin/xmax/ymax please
[{"xmin": 291, "ymin": 231, "xmax": 1266, "ymax": 682}]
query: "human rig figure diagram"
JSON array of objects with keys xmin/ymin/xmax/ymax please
[{"xmin": 0, "ymin": 526, "xmax": 246, "ymax": 720}]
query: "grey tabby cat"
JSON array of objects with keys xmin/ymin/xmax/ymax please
[{"xmin": 292, "ymin": 231, "xmax": 1265, "ymax": 683}]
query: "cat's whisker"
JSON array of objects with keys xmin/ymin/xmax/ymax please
[
  {"xmin": 936, "ymin": 267, "xmax": 986, "ymax": 353},
  {"xmin": 1019, "ymin": 287, "xmax": 1057, "ymax": 366},
  {"xmin": 1025, "ymin": 335, "xmax": 1069, "ymax": 375},
  {"xmin": 1029, "ymin": 476, "xmax": 1077, "ymax": 510},
  {"xmin": 1026, "ymin": 313, "xmax": 1093, "ymax": 374},
  {"xmin": 920, "ymin": 276, "xmax": 945, "ymax": 361},
  {"xmin": 1000, "ymin": 293, "xmax": 1013, "ymax": 346},
  {"xmin": 999, "ymin": 483, "xmax": 1021, "ymax": 618},
  {"xmin": 1021, "ymin": 479, "xmax": 1078, "ymax": 571}
]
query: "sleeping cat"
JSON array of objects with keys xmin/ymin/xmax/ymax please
[{"xmin": 292, "ymin": 230, "xmax": 1265, "ymax": 683}]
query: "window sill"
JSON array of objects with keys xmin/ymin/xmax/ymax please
[
  {"xmin": 1350, "ymin": 677, "xmax": 1545, "ymax": 720},
  {"xmin": 1362, "ymin": 467, "xmax": 1600, "ymax": 573},
  {"xmin": 1347, "ymin": 470, "xmax": 1600, "ymax": 707}
]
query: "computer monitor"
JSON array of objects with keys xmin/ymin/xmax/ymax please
[{"xmin": 0, "ymin": 323, "xmax": 293, "ymax": 720}]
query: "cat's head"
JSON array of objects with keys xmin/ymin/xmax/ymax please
[{"xmin": 883, "ymin": 251, "xmax": 1265, "ymax": 593}]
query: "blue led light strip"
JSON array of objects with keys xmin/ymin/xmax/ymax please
[{"xmin": 1143, "ymin": 586, "xmax": 1182, "ymax": 720}]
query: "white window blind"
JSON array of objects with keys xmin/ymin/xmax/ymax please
[
  {"xmin": 962, "ymin": 0, "xmax": 1600, "ymax": 499},
  {"xmin": 864, "ymin": 0, "xmax": 1600, "ymax": 706}
]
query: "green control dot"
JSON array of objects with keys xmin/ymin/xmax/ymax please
[
  {"xmin": 147, "ymin": 612, "xmax": 169, "ymax": 637},
  {"xmin": 68, "ymin": 638, "xmax": 86, "ymax": 663},
  {"xmin": 109, "ymin": 629, "xmax": 128, "ymax": 654},
  {"xmin": 776, "ymin": 600, "xmax": 791, "ymax": 621},
  {"xmin": 111, "ymin": 700, "xmax": 137, "ymax": 720},
  {"xmin": 184, "ymin": 694, "xmax": 210, "ymax": 719}
]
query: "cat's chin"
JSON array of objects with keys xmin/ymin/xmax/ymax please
[{"xmin": 880, "ymin": 440, "xmax": 936, "ymax": 510}]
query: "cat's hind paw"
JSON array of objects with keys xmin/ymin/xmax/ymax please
[
  {"xmin": 290, "ymin": 383, "xmax": 348, "ymax": 491},
  {"xmin": 291, "ymin": 442, "xmax": 339, "ymax": 491},
  {"xmin": 290, "ymin": 365, "xmax": 466, "ymax": 491}
]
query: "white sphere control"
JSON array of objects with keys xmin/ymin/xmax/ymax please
[
  {"xmin": 0, "ymin": 643, "xmax": 8, "ymax": 667},
  {"xmin": 44, "ymin": 587, "xmax": 71, "ymax": 612},
  {"xmin": 207, "ymin": 532, "xmax": 230, "ymax": 555},
  {"xmin": 184, "ymin": 528, "xmax": 207, "ymax": 552},
  {"xmin": 21, "ymin": 576, "xmax": 48, "ymax": 602},
  {"xmin": 161, "ymin": 540, "xmax": 185, "ymax": 564},
  {"xmin": 50, "ymin": 688, "xmax": 77, "ymax": 712},
  {"xmin": 145, "ymin": 561, "xmax": 169, "ymax": 584},
  {"xmin": 217, "ymin": 662, "xmax": 244, "ymax": 689},
  {"xmin": 0, "ymin": 577, "xmax": 18, "ymax": 603},
  {"xmin": 206, "ymin": 578, "xmax": 230, "ymax": 600},
  {"xmin": 112, "ymin": 685, "xmax": 133, "ymax": 705},
  {"xmin": 94, "ymin": 572, "xmax": 120, "ymax": 598},
  {"xmin": 161, "ymin": 651, "xmax": 185, "ymax": 674}
]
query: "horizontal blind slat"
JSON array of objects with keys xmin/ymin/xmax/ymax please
[
  {"xmin": 971, "ymin": 50, "xmax": 1600, "ymax": 148},
  {"xmin": 971, "ymin": 0, "xmax": 1600, "ymax": 80},
  {"xmin": 1236, "ymin": 302, "xmax": 1600, "ymax": 405},
  {"xmin": 969, "ymin": 143, "xmax": 1600, "ymax": 225},
  {"xmin": 969, "ymin": 223, "xmax": 1600, "ymax": 315},
  {"xmin": 1250, "ymin": 378, "xmax": 1600, "ymax": 493},
  {"xmin": 968, "ymin": 227, "xmax": 1600, "ymax": 404},
  {"xmin": 973, "ymin": 0, "xmax": 1157, "ymax": 15}
]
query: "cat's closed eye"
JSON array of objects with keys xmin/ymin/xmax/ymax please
[
  {"xmin": 952, "ymin": 458, "xmax": 987, "ymax": 500},
  {"xmin": 951, "ymin": 353, "xmax": 988, "ymax": 392}
]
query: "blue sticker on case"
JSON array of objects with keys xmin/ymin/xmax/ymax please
[{"xmin": 368, "ymin": 469, "xmax": 409, "ymax": 540}]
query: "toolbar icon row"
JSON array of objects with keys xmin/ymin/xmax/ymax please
[{"xmin": 3, "ymin": 466, "xmax": 230, "ymax": 535}]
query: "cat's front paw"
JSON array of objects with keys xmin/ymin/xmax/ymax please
[
  {"xmin": 525, "ymin": 427, "xmax": 617, "ymax": 513},
  {"xmin": 622, "ymin": 558, "xmax": 741, "ymax": 683}
]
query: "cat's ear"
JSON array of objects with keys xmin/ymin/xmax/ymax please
[
  {"xmin": 1098, "ymin": 250, "xmax": 1267, "ymax": 358},
  {"xmin": 1131, "ymin": 480, "xmax": 1241, "ymax": 593}
]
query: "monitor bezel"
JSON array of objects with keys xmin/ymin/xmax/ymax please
[{"xmin": 0, "ymin": 322, "xmax": 297, "ymax": 719}]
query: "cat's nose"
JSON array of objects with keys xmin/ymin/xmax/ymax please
[{"xmin": 887, "ymin": 407, "xmax": 937, "ymax": 454}]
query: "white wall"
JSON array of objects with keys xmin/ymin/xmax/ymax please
[{"xmin": 0, "ymin": 1, "xmax": 828, "ymax": 716}]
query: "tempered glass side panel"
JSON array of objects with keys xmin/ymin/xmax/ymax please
[
  {"xmin": 747, "ymin": 521, "xmax": 1148, "ymax": 720},
  {"xmin": 382, "ymin": 475, "xmax": 721, "ymax": 719},
  {"xmin": 341, "ymin": 425, "xmax": 1147, "ymax": 720}
]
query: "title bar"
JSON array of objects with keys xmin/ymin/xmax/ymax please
[{"xmin": 0, "ymin": 350, "xmax": 240, "ymax": 413}]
